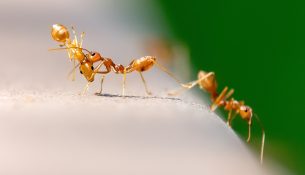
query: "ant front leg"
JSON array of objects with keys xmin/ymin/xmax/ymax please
[
  {"xmin": 95, "ymin": 72, "xmax": 109, "ymax": 95},
  {"xmin": 94, "ymin": 61, "xmax": 111, "ymax": 95},
  {"xmin": 80, "ymin": 82, "xmax": 91, "ymax": 96},
  {"xmin": 79, "ymin": 60, "xmax": 106, "ymax": 96}
]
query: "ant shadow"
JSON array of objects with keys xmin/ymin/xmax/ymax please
[{"xmin": 95, "ymin": 93, "xmax": 181, "ymax": 101}]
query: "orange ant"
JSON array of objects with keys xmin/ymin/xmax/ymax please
[
  {"xmin": 169, "ymin": 70, "xmax": 265, "ymax": 164},
  {"xmin": 50, "ymin": 24, "xmax": 85, "ymax": 81},
  {"xmin": 49, "ymin": 24, "xmax": 184, "ymax": 95}
]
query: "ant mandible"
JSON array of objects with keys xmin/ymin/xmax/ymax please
[
  {"xmin": 49, "ymin": 24, "xmax": 184, "ymax": 96},
  {"xmin": 169, "ymin": 70, "xmax": 265, "ymax": 164}
]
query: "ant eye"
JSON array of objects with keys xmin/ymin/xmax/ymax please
[
  {"xmin": 91, "ymin": 66, "xmax": 94, "ymax": 70},
  {"xmin": 80, "ymin": 70, "xmax": 83, "ymax": 74},
  {"xmin": 91, "ymin": 52, "xmax": 96, "ymax": 56}
]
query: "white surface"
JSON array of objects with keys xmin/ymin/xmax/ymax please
[{"xmin": 0, "ymin": 89, "xmax": 266, "ymax": 175}]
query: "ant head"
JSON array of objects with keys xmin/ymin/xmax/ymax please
[
  {"xmin": 79, "ymin": 61, "xmax": 95, "ymax": 82},
  {"xmin": 51, "ymin": 24, "xmax": 70, "ymax": 43},
  {"xmin": 239, "ymin": 105, "xmax": 253, "ymax": 124},
  {"xmin": 87, "ymin": 51, "xmax": 102, "ymax": 62}
]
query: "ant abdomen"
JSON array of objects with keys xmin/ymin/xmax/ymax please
[
  {"xmin": 197, "ymin": 70, "xmax": 217, "ymax": 97},
  {"xmin": 51, "ymin": 24, "xmax": 70, "ymax": 43},
  {"xmin": 132, "ymin": 56, "xmax": 156, "ymax": 72}
]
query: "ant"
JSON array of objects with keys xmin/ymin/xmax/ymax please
[
  {"xmin": 50, "ymin": 24, "xmax": 86, "ymax": 81},
  {"xmin": 49, "ymin": 24, "xmax": 184, "ymax": 95},
  {"xmin": 169, "ymin": 70, "xmax": 265, "ymax": 164}
]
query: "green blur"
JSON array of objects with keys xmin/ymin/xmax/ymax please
[{"xmin": 158, "ymin": 0, "xmax": 305, "ymax": 174}]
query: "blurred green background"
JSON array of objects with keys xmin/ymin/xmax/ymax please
[{"xmin": 158, "ymin": 0, "xmax": 305, "ymax": 174}]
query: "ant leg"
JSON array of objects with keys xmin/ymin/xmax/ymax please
[
  {"xmin": 153, "ymin": 61, "xmax": 184, "ymax": 85},
  {"xmin": 247, "ymin": 122, "xmax": 251, "ymax": 143},
  {"xmin": 183, "ymin": 72, "xmax": 215, "ymax": 89},
  {"xmin": 80, "ymin": 82, "xmax": 91, "ymax": 95},
  {"xmin": 88, "ymin": 60, "xmax": 107, "ymax": 81},
  {"xmin": 225, "ymin": 89, "xmax": 234, "ymax": 100},
  {"xmin": 69, "ymin": 26, "xmax": 79, "ymax": 60},
  {"xmin": 71, "ymin": 26, "xmax": 78, "ymax": 45},
  {"xmin": 80, "ymin": 32, "xmax": 85, "ymax": 48},
  {"xmin": 168, "ymin": 82, "xmax": 194, "ymax": 96},
  {"xmin": 99, "ymin": 75, "xmax": 105, "ymax": 94},
  {"xmin": 227, "ymin": 110, "xmax": 233, "ymax": 127},
  {"xmin": 48, "ymin": 47, "xmax": 76, "ymax": 61},
  {"xmin": 94, "ymin": 64, "xmax": 111, "ymax": 95},
  {"xmin": 210, "ymin": 87, "xmax": 234, "ymax": 111},
  {"xmin": 67, "ymin": 62, "xmax": 80, "ymax": 80},
  {"xmin": 139, "ymin": 72, "xmax": 152, "ymax": 95},
  {"xmin": 72, "ymin": 59, "xmax": 76, "ymax": 81},
  {"xmin": 168, "ymin": 72, "xmax": 215, "ymax": 96},
  {"xmin": 253, "ymin": 114, "xmax": 265, "ymax": 165},
  {"xmin": 122, "ymin": 71, "xmax": 127, "ymax": 96},
  {"xmin": 210, "ymin": 86, "xmax": 227, "ymax": 111}
]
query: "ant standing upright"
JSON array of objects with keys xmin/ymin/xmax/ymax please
[{"xmin": 169, "ymin": 70, "xmax": 265, "ymax": 164}]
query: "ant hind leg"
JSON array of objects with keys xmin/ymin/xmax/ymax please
[
  {"xmin": 99, "ymin": 75, "xmax": 106, "ymax": 94},
  {"xmin": 210, "ymin": 87, "xmax": 232, "ymax": 111},
  {"xmin": 72, "ymin": 59, "xmax": 76, "ymax": 81},
  {"xmin": 168, "ymin": 72, "xmax": 215, "ymax": 96},
  {"xmin": 122, "ymin": 70, "xmax": 127, "ymax": 96},
  {"xmin": 247, "ymin": 122, "xmax": 251, "ymax": 143},
  {"xmin": 139, "ymin": 72, "xmax": 152, "ymax": 95},
  {"xmin": 227, "ymin": 110, "xmax": 233, "ymax": 127}
]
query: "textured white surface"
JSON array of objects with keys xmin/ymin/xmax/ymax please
[{"xmin": 0, "ymin": 89, "xmax": 266, "ymax": 175}]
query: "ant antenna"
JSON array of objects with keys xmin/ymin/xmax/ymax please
[{"xmin": 254, "ymin": 113, "xmax": 265, "ymax": 165}]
